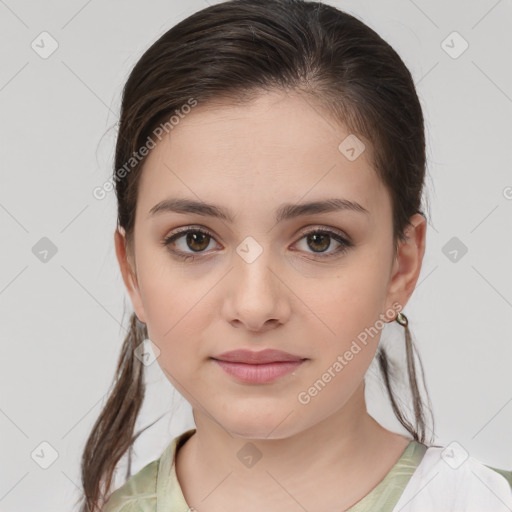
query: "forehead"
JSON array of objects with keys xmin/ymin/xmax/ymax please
[{"xmin": 136, "ymin": 91, "xmax": 388, "ymax": 222}]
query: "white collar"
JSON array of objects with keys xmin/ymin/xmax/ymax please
[{"xmin": 392, "ymin": 443, "xmax": 512, "ymax": 511}]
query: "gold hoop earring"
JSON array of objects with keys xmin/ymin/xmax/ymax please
[{"xmin": 395, "ymin": 312, "xmax": 408, "ymax": 327}]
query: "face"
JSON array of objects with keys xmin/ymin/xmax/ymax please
[{"xmin": 115, "ymin": 90, "xmax": 425, "ymax": 439}]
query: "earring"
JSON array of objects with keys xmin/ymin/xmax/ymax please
[{"xmin": 395, "ymin": 312, "xmax": 408, "ymax": 327}]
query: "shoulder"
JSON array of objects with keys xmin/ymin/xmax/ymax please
[
  {"xmin": 101, "ymin": 428, "xmax": 196, "ymax": 512},
  {"xmin": 393, "ymin": 443, "xmax": 512, "ymax": 511},
  {"xmin": 485, "ymin": 465, "xmax": 512, "ymax": 490},
  {"xmin": 102, "ymin": 459, "xmax": 159, "ymax": 512}
]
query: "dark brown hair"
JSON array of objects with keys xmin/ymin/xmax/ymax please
[{"xmin": 77, "ymin": 0, "xmax": 434, "ymax": 509}]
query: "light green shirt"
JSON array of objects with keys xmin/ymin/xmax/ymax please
[{"xmin": 102, "ymin": 428, "xmax": 512, "ymax": 512}]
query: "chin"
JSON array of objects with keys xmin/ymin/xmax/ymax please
[{"xmin": 218, "ymin": 411, "xmax": 304, "ymax": 440}]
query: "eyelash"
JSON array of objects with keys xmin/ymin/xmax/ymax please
[{"xmin": 161, "ymin": 225, "xmax": 353, "ymax": 262}]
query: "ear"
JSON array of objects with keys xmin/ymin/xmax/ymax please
[
  {"xmin": 114, "ymin": 227, "xmax": 148, "ymax": 324},
  {"xmin": 385, "ymin": 213, "xmax": 427, "ymax": 315}
]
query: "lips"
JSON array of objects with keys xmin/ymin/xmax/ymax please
[{"xmin": 212, "ymin": 348, "xmax": 305, "ymax": 364}]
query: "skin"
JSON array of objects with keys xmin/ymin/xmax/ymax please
[{"xmin": 114, "ymin": 89, "xmax": 427, "ymax": 511}]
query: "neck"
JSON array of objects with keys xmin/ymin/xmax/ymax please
[{"xmin": 175, "ymin": 382, "xmax": 410, "ymax": 511}]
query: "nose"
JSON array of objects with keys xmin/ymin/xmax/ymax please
[{"xmin": 222, "ymin": 251, "xmax": 291, "ymax": 333}]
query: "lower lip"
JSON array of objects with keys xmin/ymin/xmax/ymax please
[{"xmin": 212, "ymin": 359, "xmax": 305, "ymax": 384}]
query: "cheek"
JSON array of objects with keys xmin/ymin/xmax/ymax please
[
  {"xmin": 135, "ymin": 255, "xmax": 216, "ymax": 369},
  {"xmin": 297, "ymin": 291, "xmax": 383, "ymax": 413},
  {"xmin": 308, "ymin": 265, "xmax": 388, "ymax": 341}
]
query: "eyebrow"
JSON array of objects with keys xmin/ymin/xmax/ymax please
[{"xmin": 149, "ymin": 197, "xmax": 369, "ymax": 223}]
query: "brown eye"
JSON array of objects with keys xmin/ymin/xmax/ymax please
[
  {"xmin": 161, "ymin": 227, "xmax": 219, "ymax": 261},
  {"xmin": 161, "ymin": 226, "xmax": 352, "ymax": 263},
  {"xmin": 294, "ymin": 228, "xmax": 352, "ymax": 258},
  {"xmin": 306, "ymin": 232, "xmax": 331, "ymax": 253},
  {"xmin": 183, "ymin": 231, "xmax": 210, "ymax": 252}
]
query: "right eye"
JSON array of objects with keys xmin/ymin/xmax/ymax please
[{"xmin": 161, "ymin": 227, "xmax": 221, "ymax": 261}]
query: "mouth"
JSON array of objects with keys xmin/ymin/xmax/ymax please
[
  {"xmin": 211, "ymin": 349, "xmax": 307, "ymax": 384},
  {"xmin": 212, "ymin": 348, "xmax": 305, "ymax": 364}
]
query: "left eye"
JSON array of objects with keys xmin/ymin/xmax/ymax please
[
  {"xmin": 161, "ymin": 227, "xmax": 352, "ymax": 261},
  {"xmin": 294, "ymin": 229, "xmax": 352, "ymax": 257}
]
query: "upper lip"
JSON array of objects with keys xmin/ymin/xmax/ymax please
[{"xmin": 212, "ymin": 349, "xmax": 305, "ymax": 364}]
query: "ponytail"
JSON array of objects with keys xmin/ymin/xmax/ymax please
[
  {"xmin": 377, "ymin": 321, "xmax": 435, "ymax": 445},
  {"xmin": 76, "ymin": 313, "xmax": 147, "ymax": 512}
]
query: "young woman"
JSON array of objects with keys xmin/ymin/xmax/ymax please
[{"xmin": 77, "ymin": 1, "xmax": 512, "ymax": 510}]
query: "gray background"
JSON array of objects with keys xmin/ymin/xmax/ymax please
[{"xmin": 1, "ymin": 0, "xmax": 511, "ymax": 510}]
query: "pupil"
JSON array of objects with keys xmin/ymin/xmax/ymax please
[
  {"xmin": 308, "ymin": 233, "xmax": 330, "ymax": 252},
  {"xmin": 187, "ymin": 232, "xmax": 209, "ymax": 252}
]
